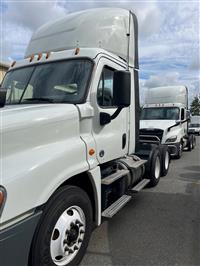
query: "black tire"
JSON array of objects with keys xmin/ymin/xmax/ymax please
[
  {"xmin": 192, "ymin": 135, "xmax": 196, "ymax": 149},
  {"xmin": 29, "ymin": 186, "xmax": 93, "ymax": 266},
  {"xmin": 145, "ymin": 148, "xmax": 161, "ymax": 187},
  {"xmin": 187, "ymin": 136, "xmax": 193, "ymax": 151},
  {"xmin": 175, "ymin": 142, "xmax": 183, "ymax": 159},
  {"xmin": 160, "ymin": 145, "xmax": 170, "ymax": 177}
]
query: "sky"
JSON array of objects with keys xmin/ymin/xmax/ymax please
[{"xmin": 0, "ymin": 0, "xmax": 199, "ymax": 104}]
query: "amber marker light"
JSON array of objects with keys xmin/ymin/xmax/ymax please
[
  {"xmin": 46, "ymin": 52, "xmax": 51, "ymax": 59},
  {"xmin": 29, "ymin": 54, "xmax": 34, "ymax": 62},
  {"xmin": 0, "ymin": 190, "xmax": 4, "ymax": 205},
  {"xmin": 75, "ymin": 47, "xmax": 80, "ymax": 55},
  {"xmin": 11, "ymin": 61, "xmax": 16, "ymax": 67},
  {"xmin": 89, "ymin": 149, "xmax": 95, "ymax": 156},
  {"xmin": 37, "ymin": 53, "xmax": 42, "ymax": 61}
]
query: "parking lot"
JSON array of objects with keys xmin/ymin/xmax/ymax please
[{"xmin": 82, "ymin": 137, "xmax": 200, "ymax": 266}]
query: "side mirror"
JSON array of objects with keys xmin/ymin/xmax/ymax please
[
  {"xmin": 0, "ymin": 88, "xmax": 7, "ymax": 108},
  {"xmin": 113, "ymin": 70, "xmax": 131, "ymax": 107}
]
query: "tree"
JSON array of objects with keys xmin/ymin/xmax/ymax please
[{"xmin": 190, "ymin": 95, "xmax": 200, "ymax": 115}]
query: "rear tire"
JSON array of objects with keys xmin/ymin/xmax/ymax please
[
  {"xmin": 29, "ymin": 186, "xmax": 93, "ymax": 266},
  {"xmin": 145, "ymin": 149, "xmax": 161, "ymax": 187},
  {"xmin": 160, "ymin": 146, "xmax": 170, "ymax": 176}
]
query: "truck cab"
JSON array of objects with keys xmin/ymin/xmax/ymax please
[
  {"xmin": 140, "ymin": 86, "xmax": 195, "ymax": 158},
  {"xmin": 0, "ymin": 8, "xmax": 170, "ymax": 266}
]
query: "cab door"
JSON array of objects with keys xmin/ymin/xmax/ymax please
[{"xmin": 91, "ymin": 58, "xmax": 129, "ymax": 164}]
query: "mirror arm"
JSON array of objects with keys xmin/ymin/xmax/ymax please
[
  {"xmin": 110, "ymin": 107, "xmax": 123, "ymax": 120},
  {"xmin": 100, "ymin": 107, "xmax": 123, "ymax": 126}
]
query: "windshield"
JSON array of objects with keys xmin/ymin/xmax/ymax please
[
  {"xmin": 2, "ymin": 59, "xmax": 93, "ymax": 104},
  {"xmin": 141, "ymin": 107, "xmax": 180, "ymax": 120},
  {"xmin": 190, "ymin": 123, "xmax": 200, "ymax": 128}
]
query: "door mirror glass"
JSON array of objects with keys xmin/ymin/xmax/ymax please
[
  {"xmin": 181, "ymin": 108, "xmax": 185, "ymax": 120},
  {"xmin": 112, "ymin": 70, "xmax": 131, "ymax": 107}
]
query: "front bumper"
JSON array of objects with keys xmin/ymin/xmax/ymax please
[
  {"xmin": 165, "ymin": 142, "xmax": 180, "ymax": 156},
  {"xmin": 0, "ymin": 211, "xmax": 42, "ymax": 266}
]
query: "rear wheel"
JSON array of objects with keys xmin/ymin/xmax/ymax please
[
  {"xmin": 29, "ymin": 186, "xmax": 92, "ymax": 266},
  {"xmin": 160, "ymin": 146, "xmax": 170, "ymax": 176},
  {"xmin": 146, "ymin": 149, "xmax": 161, "ymax": 187}
]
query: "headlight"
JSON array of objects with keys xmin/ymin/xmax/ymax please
[
  {"xmin": 166, "ymin": 136, "xmax": 177, "ymax": 143},
  {"xmin": 0, "ymin": 186, "xmax": 7, "ymax": 217}
]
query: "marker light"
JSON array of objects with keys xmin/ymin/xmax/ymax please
[
  {"xmin": 89, "ymin": 148, "xmax": 95, "ymax": 156},
  {"xmin": 46, "ymin": 52, "xmax": 51, "ymax": 59},
  {"xmin": 37, "ymin": 53, "xmax": 42, "ymax": 61},
  {"xmin": 0, "ymin": 186, "xmax": 7, "ymax": 217},
  {"xmin": 75, "ymin": 48, "xmax": 80, "ymax": 55},
  {"xmin": 29, "ymin": 54, "xmax": 34, "ymax": 62},
  {"xmin": 11, "ymin": 61, "xmax": 16, "ymax": 67}
]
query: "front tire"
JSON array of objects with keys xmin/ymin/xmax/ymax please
[
  {"xmin": 175, "ymin": 142, "xmax": 183, "ymax": 159},
  {"xmin": 29, "ymin": 186, "xmax": 93, "ymax": 266}
]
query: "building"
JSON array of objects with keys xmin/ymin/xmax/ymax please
[{"xmin": 0, "ymin": 62, "xmax": 9, "ymax": 83}]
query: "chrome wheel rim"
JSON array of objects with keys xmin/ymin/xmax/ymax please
[
  {"xmin": 50, "ymin": 206, "xmax": 86, "ymax": 266},
  {"xmin": 165, "ymin": 151, "xmax": 170, "ymax": 170},
  {"xmin": 155, "ymin": 156, "xmax": 161, "ymax": 179}
]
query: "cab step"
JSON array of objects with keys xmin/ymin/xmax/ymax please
[
  {"xmin": 101, "ymin": 169, "xmax": 129, "ymax": 185},
  {"xmin": 101, "ymin": 195, "xmax": 131, "ymax": 218},
  {"xmin": 131, "ymin": 178, "xmax": 150, "ymax": 193}
]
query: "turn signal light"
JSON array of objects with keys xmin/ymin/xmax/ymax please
[{"xmin": 89, "ymin": 148, "xmax": 95, "ymax": 156}]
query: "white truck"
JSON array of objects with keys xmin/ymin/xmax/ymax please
[
  {"xmin": 140, "ymin": 86, "xmax": 196, "ymax": 159},
  {"xmin": 189, "ymin": 115, "xmax": 200, "ymax": 135},
  {"xmin": 0, "ymin": 9, "xmax": 170, "ymax": 266}
]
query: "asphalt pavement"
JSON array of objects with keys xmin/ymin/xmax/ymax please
[{"xmin": 81, "ymin": 137, "xmax": 200, "ymax": 266}]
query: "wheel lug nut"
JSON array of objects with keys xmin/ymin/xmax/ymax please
[
  {"xmin": 68, "ymin": 249, "xmax": 74, "ymax": 254},
  {"xmin": 65, "ymin": 230, "xmax": 69, "ymax": 234},
  {"xmin": 74, "ymin": 245, "xmax": 78, "ymax": 251},
  {"xmin": 65, "ymin": 247, "xmax": 69, "ymax": 252},
  {"xmin": 80, "ymin": 230, "xmax": 85, "ymax": 234},
  {"xmin": 78, "ymin": 238, "xmax": 83, "ymax": 243}
]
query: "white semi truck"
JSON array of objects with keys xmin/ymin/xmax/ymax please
[
  {"xmin": 140, "ymin": 86, "xmax": 196, "ymax": 159},
  {"xmin": 0, "ymin": 9, "xmax": 170, "ymax": 266},
  {"xmin": 189, "ymin": 115, "xmax": 200, "ymax": 135}
]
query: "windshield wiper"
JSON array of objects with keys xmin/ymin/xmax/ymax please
[{"xmin": 21, "ymin": 97, "xmax": 55, "ymax": 103}]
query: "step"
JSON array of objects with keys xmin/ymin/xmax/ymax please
[
  {"xmin": 131, "ymin": 178, "xmax": 150, "ymax": 193},
  {"xmin": 101, "ymin": 169, "xmax": 129, "ymax": 185},
  {"xmin": 101, "ymin": 195, "xmax": 132, "ymax": 218}
]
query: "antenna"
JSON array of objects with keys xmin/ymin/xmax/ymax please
[{"xmin": 126, "ymin": 10, "xmax": 131, "ymax": 71}]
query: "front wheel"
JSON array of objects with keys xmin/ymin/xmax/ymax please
[
  {"xmin": 175, "ymin": 142, "xmax": 183, "ymax": 159},
  {"xmin": 29, "ymin": 186, "xmax": 93, "ymax": 266}
]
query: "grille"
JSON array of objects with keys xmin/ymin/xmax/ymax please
[{"xmin": 139, "ymin": 128, "xmax": 164, "ymax": 142}]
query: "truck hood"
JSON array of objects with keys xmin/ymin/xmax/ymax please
[
  {"xmin": 140, "ymin": 120, "xmax": 176, "ymax": 131},
  {"xmin": 0, "ymin": 104, "xmax": 80, "ymax": 157}
]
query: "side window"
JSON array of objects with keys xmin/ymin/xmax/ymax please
[
  {"xmin": 97, "ymin": 67, "xmax": 114, "ymax": 107},
  {"xmin": 181, "ymin": 108, "xmax": 185, "ymax": 120}
]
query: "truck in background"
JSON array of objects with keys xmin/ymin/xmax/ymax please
[
  {"xmin": 0, "ymin": 8, "xmax": 170, "ymax": 266},
  {"xmin": 140, "ymin": 86, "xmax": 196, "ymax": 159},
  {"xmin": 189, "ymin": 115, "xmax": 200, "ymax": 135}
]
